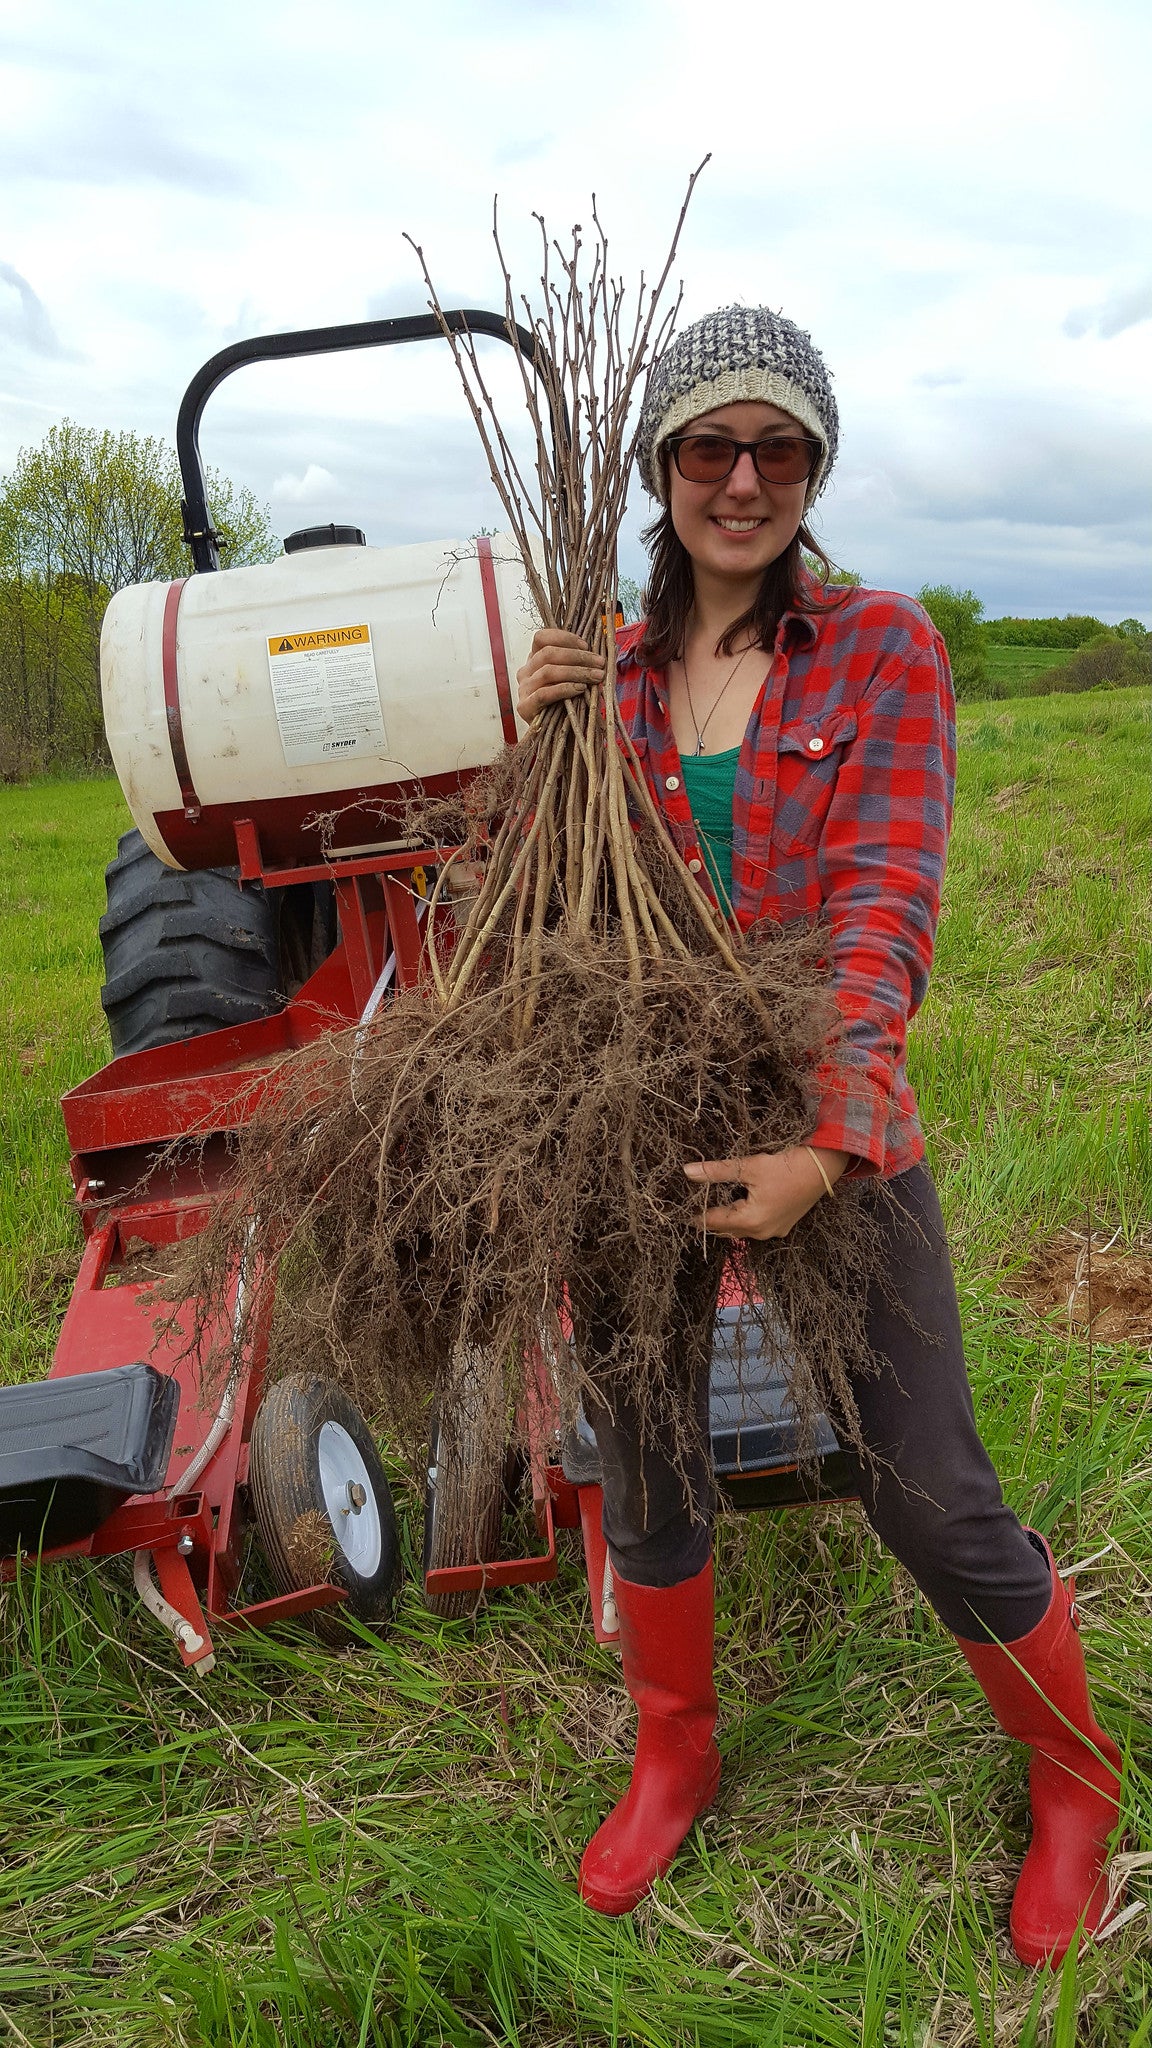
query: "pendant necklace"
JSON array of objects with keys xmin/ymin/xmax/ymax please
[{"xmin": 683, "ymin": 643, "xmax": 755, "ymax": 756}]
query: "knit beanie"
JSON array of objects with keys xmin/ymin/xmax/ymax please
[{"xmin": 636, "ymin": 304, "xmax": 839, "ymax": 509}]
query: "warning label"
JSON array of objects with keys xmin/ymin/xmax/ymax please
[
  {"xmin": 268, "ymin": 624, "xmax": 371, "ymax": 657},
  {"xmin": 266, "ymin": 622, "xmax": 387, "ymax": 768}
]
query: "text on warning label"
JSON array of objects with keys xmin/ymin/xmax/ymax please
[{"xmin": 267, "ymin": 624, "xmax": 371, "ymax": 656}]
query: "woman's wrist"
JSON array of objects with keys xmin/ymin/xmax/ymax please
[{"xmin": 804, "ymin": 1144, "xmax": 850, "ymax": 1195}]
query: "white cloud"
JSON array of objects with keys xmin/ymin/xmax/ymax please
[
  {"xmin": 1065, "ymin": 277, "xmax": 1152, "ymax": 339},
  {"xmin": 0, "ymin": 261, "xmax": 74, "ymax": 358},
  {"xmin": 270, "ymin": 463, "xmax": 340, "ymax": 505},
  {"xmin": 1, "ymin": 0, "xmax": 1150, "ymax": 622}
]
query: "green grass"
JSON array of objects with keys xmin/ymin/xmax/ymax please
[
  {"xmin": 0, "ymin": 778, "xmax": 131, "ymax": 1379},
  {"xmin": 985, "ymin": 645, "xmax": 1075, "ymax": 689},
  {"xmin": 2, "ymin": 690, "xmax": 1151, "ymax": 2045}
]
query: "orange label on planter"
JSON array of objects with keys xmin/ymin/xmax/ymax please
[{"xmin": 267, "ymin": 623, "xmax": 371, "ymax": 656}]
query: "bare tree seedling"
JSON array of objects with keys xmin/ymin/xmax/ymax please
[{"xmin": 182, "ymin": 177, "xmax": 885, "ymax": 1494}]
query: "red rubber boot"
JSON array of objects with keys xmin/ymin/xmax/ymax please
[
  {"xmin": 955, "ymin": 1530, "xmax": 1123, "ymax": 1968},
  {"xmin": 579, "ymin": 1560, "xmax": 720, "ymax": 1915}
]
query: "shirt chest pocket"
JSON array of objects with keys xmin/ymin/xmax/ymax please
[{"xmin": 770, "ymin": 710, "xmax": 858, "ymax": 854}]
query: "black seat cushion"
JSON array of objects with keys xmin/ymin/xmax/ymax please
[{"xmin": 0, "ymin": 1362, "xmax": 178, "ymax": 1553}]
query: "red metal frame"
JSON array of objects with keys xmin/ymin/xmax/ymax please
[
  {"xmin": 422, "ymin": 1344, "xmax": 573, "ymax": 1601},
  {"xmin": 25, "ymin": 814, "xmax": 576, "ymax": 1668}
]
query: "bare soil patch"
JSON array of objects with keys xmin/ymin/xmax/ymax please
[{"xmin": 1006, "ymin": 1228, "xmax": 1152, "ymax": 1345}]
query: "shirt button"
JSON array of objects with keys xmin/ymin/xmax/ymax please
[
  {"xmin": 687, "ymin": 857, "xmax": 703, "ymax": 874},
  {"xmin": 665, "ymin": 773, "xmax": 680, "ymax": 790},
  {"xmin": 808, "ymin": 736, "xmax": 824, "ymax": 753}
]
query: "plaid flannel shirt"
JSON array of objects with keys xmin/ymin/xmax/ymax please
[{"xmin": 615, "ymin": 587, "xmax": 955, "ymax": 1180}]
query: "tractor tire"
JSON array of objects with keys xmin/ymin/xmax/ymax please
[
  {"xmin": 249, "ymin": 1374, "xmax": 400, "ymax": 1645},
  {"xmin": 100, "ymin": 830, "xmax": 282, "ymax": 1058},
  {"xmin": 422, "ymin": 1356, "xmax": 507, "ymax": 1621}
]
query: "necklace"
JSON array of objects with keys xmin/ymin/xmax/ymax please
[{"xmin": 682, "ymin": 643, "xmax": 755, "ymax": 756}]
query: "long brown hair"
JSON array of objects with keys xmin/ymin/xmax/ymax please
[{"xmin": 635, "ymin": 510, "xmax": 845, "ymax": 669}]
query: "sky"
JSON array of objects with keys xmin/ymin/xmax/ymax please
[{"xmin": 2, "ymin": 0, "xmax": 1149, "ymax": 623}]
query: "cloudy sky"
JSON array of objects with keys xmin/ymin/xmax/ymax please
[{"xmin": 2, "ymin": 0, "xmax": 1149, "ymax": 622}]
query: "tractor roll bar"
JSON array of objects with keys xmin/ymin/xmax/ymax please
[{"xmin": 176, "ymin": 310, "xmax": 566, "ymax": 574}]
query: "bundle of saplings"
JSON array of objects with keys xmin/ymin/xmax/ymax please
[{"xmin": 183, "ymin": 173, "xmax": 885, "ymax": 1511}]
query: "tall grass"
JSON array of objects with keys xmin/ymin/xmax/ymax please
[{"xmin": 1, "ymin": 688, "xmax": 1150, "ymax": 2045}]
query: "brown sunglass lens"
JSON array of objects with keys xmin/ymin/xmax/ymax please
[
  {"xmin": 676, "ymin": 436, "xmax": 736, "ymax": 480},
  {"xmin": 754, "ymin": 438, "xmax": 815, "ymax": 482}
]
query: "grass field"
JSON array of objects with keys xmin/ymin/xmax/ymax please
[
  {"xmin": 2, "ymin": 690, "xmax": 1151, "ymax": 2046},
  {"xmin": 984, "ymin": 646, "xmax": 1075, "ymax": 690}
]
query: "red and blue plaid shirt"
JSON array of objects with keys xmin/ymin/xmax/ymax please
[{"xmin": 615, "ymin": 587, "xmax": 955, "ymax": 1180}]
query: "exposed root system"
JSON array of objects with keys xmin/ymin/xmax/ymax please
[{"xmin": 186, "ymin": 896, "xmax": 883, "ymax": 1481}]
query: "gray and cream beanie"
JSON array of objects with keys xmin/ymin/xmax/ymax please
[{"xmin": 637, "ymin": 304, "xmax": 839, "ymax": 509}]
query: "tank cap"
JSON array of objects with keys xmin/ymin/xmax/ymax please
[{"xmin": 283, "ymin": 523, "xmax": 366, "ymax": 553}]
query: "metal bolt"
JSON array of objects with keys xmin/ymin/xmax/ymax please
[{"xmin": 176, "ymin": 1532, "xmax": 194, "ymax": 1556}]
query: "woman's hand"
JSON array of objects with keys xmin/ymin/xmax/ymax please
[
  {"xmin": 683, "ymin": 1145, "xmax": 850, "ymax": 1240},
  {"xmin": 516, "ymin": 627, "xmax": 607, "ymax": 722}
]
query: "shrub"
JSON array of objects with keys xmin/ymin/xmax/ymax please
[
  {"xmin": 1025, "ymin": 642, "xmax": 1152, "ymax": 695},
  {"xmin": 951, "ymin": 653, "xmax": 1004, "ymax": 702}
]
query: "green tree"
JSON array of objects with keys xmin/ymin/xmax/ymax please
[
  {"xmin": 917, "ymin": 584, "xmax": 988, "ymax": 696},
  {"xmin": 0, "ymin": 422, "xmax": 276, "ymax": 773},
  {"xmin": 1116, "ymin": 618, "xmax": 1149, "ymax": 643},
  {"xmin": 803, "ymin": 550, "xmax": 862, "ymax": 587}
]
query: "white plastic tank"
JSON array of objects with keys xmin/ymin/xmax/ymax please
[{"xmin": 100, "ymin": 530, "xmax": 540, "ymax": 871}]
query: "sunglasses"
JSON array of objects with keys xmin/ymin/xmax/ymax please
[{"xmin": 667, "ymin": 432, "xmax": 822, "ymax": 486}]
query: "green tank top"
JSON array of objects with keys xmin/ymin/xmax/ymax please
[{"xmin": 679, "ymin": 745, "xmax": 740, "ymax": 909}]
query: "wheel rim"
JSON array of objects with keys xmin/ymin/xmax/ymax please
[{"xmin": 317, "ymin": 1421, "xmax": 383, "ymax": 1577}]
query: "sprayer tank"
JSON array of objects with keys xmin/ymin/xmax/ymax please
[{"xmin": 100, "ymin": 534, "xmax": 539, "ymax": 870}]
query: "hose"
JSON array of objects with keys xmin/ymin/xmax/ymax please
[
  {"xmin": 169, "ymin": 1217, "xmax": 254, "ymax": 1498},
  {"xmin": 133, "ymin": 1549, "xmax": 215, "ymax": 1671}
]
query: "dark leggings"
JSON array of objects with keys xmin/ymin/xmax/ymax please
[{"xmin": 581, "ymin": 1162, "xmax": 1052, "ymax": 1645}]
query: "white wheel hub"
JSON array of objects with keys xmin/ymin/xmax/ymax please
[{"xmin": 317, "ymin": 1421, "xmax": 382, "ymax": 1577}]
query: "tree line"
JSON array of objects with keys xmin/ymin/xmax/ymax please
[
  {"xmin": 916, "ymin": 585, "xmax": 1149, "ymax": 698},
  {"xmin": 0, "ymin": 421, "xmax": 276, "ymax": 777}
]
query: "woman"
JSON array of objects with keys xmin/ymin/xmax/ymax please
[{"xmin": 515, "ymin": 306, "xmax": 1122, "ymax": 1968}]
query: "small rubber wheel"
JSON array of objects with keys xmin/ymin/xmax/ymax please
[
  {"xmin": 422, "ymin": 1360, "xmax": 507, "ymax": 1620},
  {"xmin": 249, "ymin": 1375, "xmax": 400, "ymax": 1644}
]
